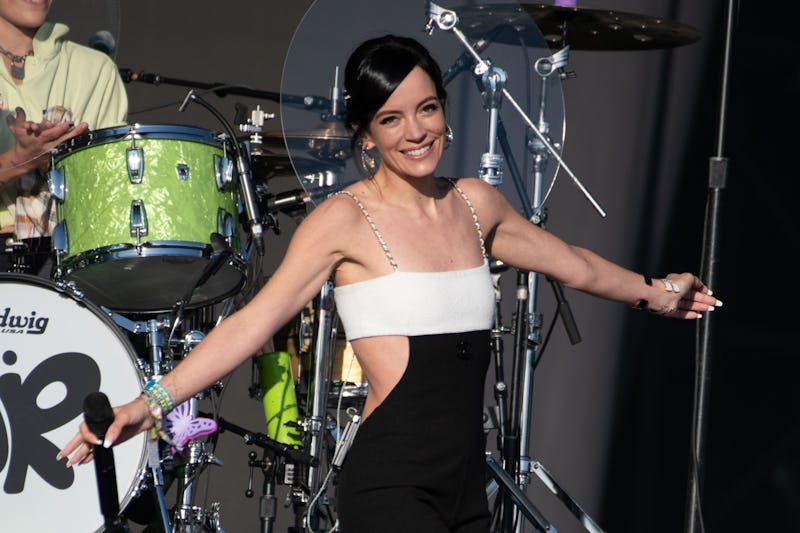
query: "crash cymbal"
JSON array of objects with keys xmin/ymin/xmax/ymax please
[
  {"xmin": 263, "ymin": 121, "xmax": 352, "ymax": 163},
  {"xmin": 262, "ymin": 121, "xmax": 351, "ymax": 143},
  {"xmin": 457, "ymin": 3, "xmax": 702, "ymax": 51}
]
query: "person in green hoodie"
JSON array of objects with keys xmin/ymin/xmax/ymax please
[{"xmin": 0, "ymin": 0, "xmax": 127, "ymax": 250}]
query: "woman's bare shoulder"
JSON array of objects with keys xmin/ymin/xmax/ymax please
[
  {"xmin": 286, "ymin": 183, "xmax": 369, "ymax": 249},
  {"xmin": 447, "ymin": 177, "xmax": 510, "ymax": 218}
]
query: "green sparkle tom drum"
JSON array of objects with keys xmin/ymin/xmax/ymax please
[{"xmin": 49, "ymin": 124, "xmax": 246, "ymax": 312}]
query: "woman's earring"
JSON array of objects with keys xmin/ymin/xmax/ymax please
[
  {"xmin": 445, "ymin": 124, "xmax": 454, "ymax": 149},
  {"xmin": 359, "ymin": 141, "xmax": 379, "ymax": 176}
]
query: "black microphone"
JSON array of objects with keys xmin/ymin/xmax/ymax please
[
  {"xmin": 243, "ymin": 432, "xmax": 319, "ymax": 467},
  {"xmin": 88, "ymin": 30, "xmax": 116, "ymax": 57},
  {"xmin": 83, "ymin": 392, "xmax": 125, "ymax": 531},
  {"xmin": 236, "ymin": 145, "xmax": 265, "ymax": 256},
  {"xmin": 442, "ymin": 31, "xmax": 499, "ymax": 86},
  {"xmin": 266, "ymin": 189, "xmax": 310, "ymax": 213}
]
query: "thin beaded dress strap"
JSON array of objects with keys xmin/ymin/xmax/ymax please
[
  {"xmin": 335, "ymin": 190, "xmax": 399, "ymax": 271},
  {"xmin": 445, "ymin": 178, "xmax": 487, "ymax": 258}
]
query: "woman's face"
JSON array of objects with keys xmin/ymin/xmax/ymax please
[
  {"xmin": 0, "ymin": 0, "xmax": 51, "ymax": 37},
  {"xmin": 361, "ymin": 65, "xmax": 447, "ymax": 181}
]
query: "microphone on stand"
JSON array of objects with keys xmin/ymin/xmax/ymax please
[
  {"xmin": 265, "ymin": 189, "xmax": 310, "ymax": 213},
  {"xmin": 441, "ymin": 26, "xmax": 505, "ymax": 86},
  {"xmin": 176, "ymin": 89, "xmax": 265, "ymax": 256},
  {"xmin": 442, "ymin": 36, "xmax": 492, "ymax": 86},
  {"xmin": 236, "ymin": 143, "xmax": 265, "ymax": 256},
  {"xmin": 264, "ymin": 184, "xmax": 346, "ymax": 214},
  {"xmin": 83, "ymin": 392, "xmax": 130, "ymax": 532},
  {"xmin": 88, "ymin": 30, "xmax": 117, "ymax": 57}
]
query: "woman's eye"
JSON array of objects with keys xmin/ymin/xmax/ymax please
[
  {"xmin": 379, "ymin": 115, "xmax": 397, "ymax": 125},
  {"xmin": 422, "ymin": 103, "xmax": 440, "ymax": 113}
]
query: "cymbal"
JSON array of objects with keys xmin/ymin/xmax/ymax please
[
  {"xmin": 457, "ymin": 3, "xmax": 702, "ymax": 51},
  {"xmin": 263, "ymin": 121, "xmax": 352, "ymax": 163}
]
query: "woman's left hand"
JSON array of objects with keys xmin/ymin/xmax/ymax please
[{"xmin": 656, "ymin": 272, "xmax": 722, "ymax": 319}]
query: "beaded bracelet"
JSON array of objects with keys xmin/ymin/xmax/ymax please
[
  {"xmin": 142, "ymin": 378, "xmax": 175, "ymax": 414},
  {"xmin": 141, "ymin": 379, "xmax": 176, "ymax": 444}
]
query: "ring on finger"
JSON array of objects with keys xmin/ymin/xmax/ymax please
[{"xmin": 662, "ymin": 279, "xmax": 680, "ymax": 293}]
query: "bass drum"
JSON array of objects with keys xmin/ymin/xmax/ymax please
[{"xmin": 0, "ymin": 273, "xmax": 148, "ymax": 532}]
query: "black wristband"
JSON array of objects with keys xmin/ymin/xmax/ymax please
[{"xmin": 633, "ymin": 274, "xmax": 652, "ymax": 310}]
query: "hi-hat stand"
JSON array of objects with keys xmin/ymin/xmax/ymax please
[{"xmin": 426, "ymin": 4, "xmax": 605, "ymax": 532}]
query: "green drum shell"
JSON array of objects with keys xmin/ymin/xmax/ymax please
[{"xmin": 51, "ymin": 124, "xmax": 246, "ymax": 312}]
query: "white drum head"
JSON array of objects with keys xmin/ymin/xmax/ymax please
[{"xmin": 0, "ymin": 273, "xmax": 147, "ymax": 533}]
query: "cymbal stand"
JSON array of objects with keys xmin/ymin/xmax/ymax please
[
  {"xmin": 426, "ymin": 2, "xmax": 605, "ymax": 218},
  {"xmin": 300, "ymin": 279, "xmax": 337, "ymax": 531},
  {"xmin": 426, "ymin": 4, "xmax": 605, "ymax": 532}
]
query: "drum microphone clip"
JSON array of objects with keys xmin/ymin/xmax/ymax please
[{"xmin": 178, "ymin": 89, "xmax": 265, "ymax": 256}]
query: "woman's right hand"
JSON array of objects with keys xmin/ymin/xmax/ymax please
[
  {"xmin": 57, "ymin": 396, "xmax": 153, "ymax": 466},
  {"xmin": 5, "ymin": 106, "xmax": 89, "ymax": 165}
]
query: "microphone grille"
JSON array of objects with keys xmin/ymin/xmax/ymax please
[{"xmin": 83, "ymin": 391, "xmax": 114, "ymax": 436}]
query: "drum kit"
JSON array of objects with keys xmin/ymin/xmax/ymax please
[{"xmin": 0, "ymin": 2, "xmax": 702, "ymax": 532}]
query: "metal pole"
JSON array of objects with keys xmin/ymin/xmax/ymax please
[{"xmin": 684, "ymin": 1, "xmax": 735, "ymax": 531}]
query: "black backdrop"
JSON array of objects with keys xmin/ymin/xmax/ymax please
[{"xmin": 605, "ymin": 3, "xmax": 800, "ymax": 532}]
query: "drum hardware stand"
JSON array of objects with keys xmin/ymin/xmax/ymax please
[
  {"xmin": 300, "ymin": 279, "xmax": 338, "ymax": 532},
  {"xmin": 237, "ymin": 107, "xmax": 282, "ymax": 239},
  {"xmin": 426, "ymin": 2, "xmax": 605, "ymax": 218},
  {"xmin": 178, "ymin": 89, "xmax": 265, "ymax": 257},
  {"xmin": 486, "ymin": 454, "xmax": 555, "ymax": 533},
  {"xmin": 165, "ymin": 231, "xmax": 235, "ymax": 338},
  {"xmin": 147, "ymin": 436, "xmax": 174, "ymax": 533},
  {"xmin": 489, "ymin": 262, "xmax": 512, "ymax": 455},
  {"xmin": 426, "ymin": 4, "xmax": 605, "ymax": 532},
  {"xmin": 102, "ymin": 311, "xmax": 174, "ymax": 377},
  {"xmin": 203, "ymin": 414, "xmax": 319, "ymax": 533},
  {"xmin": 171, "ymin": 408, "xmax": 226, "ymax": 533},
  {"xmin": 237, "ymin": 104, "xmax": 277, "ymax": 159},
  {"xmin": 98, "ymin": 311, "xmax": 175, "ymax": 532}
]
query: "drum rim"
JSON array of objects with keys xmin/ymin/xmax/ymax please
[
  {"xmin": 53, "ymin": 123, "xmax": 229, "ymax": 156},
  {"xmin": 0, "ymin": 272, "xmax": 150, "ymax": 531},
  {"xmin": 59, "ymin": 239, "xmax": 242, "ymax": 262},
  {"xmin": 54, "ymin": 248, "xmax": 248, "ymax": 313}
]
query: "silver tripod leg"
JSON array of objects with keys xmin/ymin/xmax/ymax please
[
  {"xmin": 486, "ymin": 454, "xmax": 556, "ymax": 533},
  {"xmin": 530, "ymin": 462, "xmax": 605, "ymax": 533}
]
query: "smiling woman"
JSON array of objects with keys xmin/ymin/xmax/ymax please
[{"xmin": 57, "ymin": 30, "xmax": 721, "ymax": 533}]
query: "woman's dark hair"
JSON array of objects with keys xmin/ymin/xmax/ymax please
[{"xmin": 344, "ymin": 34, "xmax": 447, "ymax": 140}]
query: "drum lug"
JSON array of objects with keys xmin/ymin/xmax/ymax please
[
  {"xmin": 214, "ymin": 154, "xmax": 234, "ymax": 191},
  {"xmin": 127, "ymin": 147, "xmax": 144, "ymax": 184},
  {"xmin": 217, "ymin": 208, "xmax": 235, "ymax": 242},
  {"xmin": 48, "ymin": 166, "xmax": 66, "ymax": 202},
  {"xmin": 130, "ymin": 199, "xmax": 149, "ymax": 242},
  {"xmin": 53, "ymin": 221, "xmax": 69, "ymax": 255}
]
